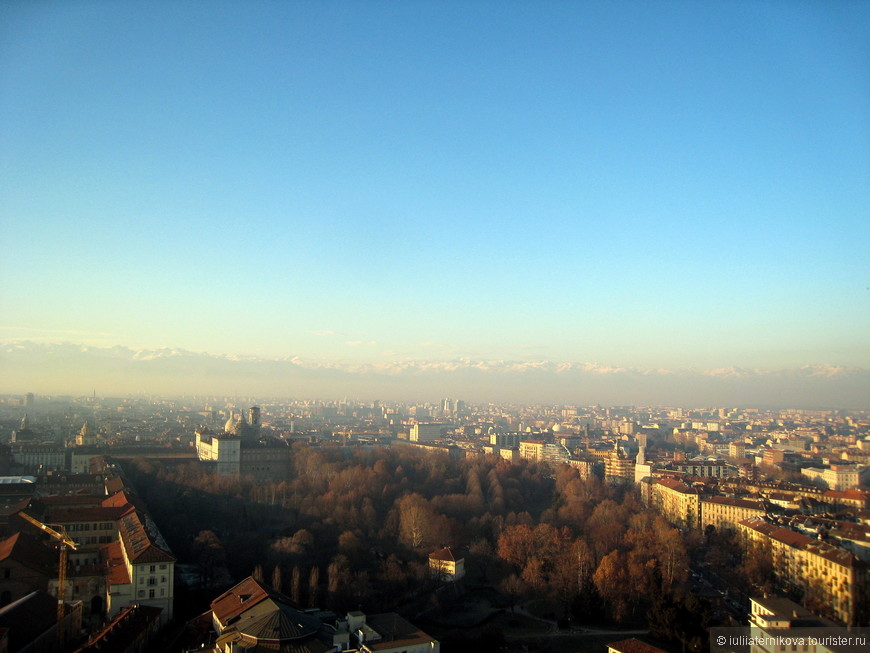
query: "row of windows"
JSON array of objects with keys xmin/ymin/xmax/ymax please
[
  {"xmin": 137, "ymin": 588, "xmax": 165, "ymax": 599},
  {"xmin": 67, "ymin": 522, "xmax": 114, "ymax": 532},
  {"xmin": 71, "ymin": 535, "xmax": 114, "ymax": 545}
]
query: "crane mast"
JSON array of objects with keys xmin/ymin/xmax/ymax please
[{"xmin": 18, "ymin": 512, "xmax": 78, "ymax": 632}]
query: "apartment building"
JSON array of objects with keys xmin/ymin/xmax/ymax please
[
  {"xmin": 103, "ymin": 508, "xmax": 175, "ymax": 624},
  {"xmin": 669, "ymin": 460, "xmax": 737, "ymax": 478},
  {"xmin": 519, "ymin": 440, "xmax": 546, "ymax": 462},
  {"xmin": 701, "ymin": 496, "xmax": 767, "ymax": 532},
  {"xmin": 651, "ymin": 477, "xmax": 701, "ymax": 530},
  {"xmin": 409, "ymin": 423, "xmax": 443, "ymax": 443},
  {"xmin": 737, "ymin": 516, "xmax": 869, "ymax": 626},
  {"xmin": 801, "ymin": 464, "xmax": 861, "ymax": 491}
]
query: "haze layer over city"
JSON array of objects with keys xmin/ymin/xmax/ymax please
[{"xmin": 1, "ymin": 2, "xmax": 868, "ymax": 407}]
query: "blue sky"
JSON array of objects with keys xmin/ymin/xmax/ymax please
[{"xmin": 1, "ymin": 1, "xmax": 868, "ymax": 375}]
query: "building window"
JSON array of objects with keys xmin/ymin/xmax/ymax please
[
  {"xmin": 148, "ymin": 577, "xmax": 156, "ymax": 586},
  {"xmin": 150, "ymin": 565, "xmax": 156, "ymax": 573},
  {"xmin": 149, "ymin": 589, "xmax": 155, "ymax": 599},
  {"xmin": 161, "ymin": 576, "xmax": 166, "ymax": 583},
  {"xmin": 138, "ymin": 590, "xmax": 145, "ymax": 598},
  {"xmin": 160, "ymin": 589, "xmax": 165, "ymax": 596}
]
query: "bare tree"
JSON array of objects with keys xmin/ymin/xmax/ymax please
[
  {"xmin": 397, "ymin": 494, "xmax": 434, "ymax": 549},
  {"xmin": 307, "ymin": 566, "xmax": 320, "ymax": 608},
  {"xmin": 290, "ymin": 566, "xmax": 301, "ymax": 604},
  {"xmin": 593, "ymin": 550, "xmax": 630, "ymax": 622},
  {"xmin": 271, "ymin": 565, "xmax": 283, "ymax": 593}
]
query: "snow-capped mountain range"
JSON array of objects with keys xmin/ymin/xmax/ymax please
[{"xmin": 1, "ymin": 341, "xmax": 866, "ymax": 407}]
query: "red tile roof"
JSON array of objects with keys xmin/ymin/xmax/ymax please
[
  {"xmin": 103, "ymin": 541, "xmax": 131, "ymax": 586},
  {"xmin": 104, "ymin": 476, "xmax": 127, "ymax": 496},
  {"xmin": 738, "ymin": 517, "xmax": 866, "ymax": 569},
  {"xmin": 607, "ymin": 638, "xmax": 668, "ymax": 653},
  {"xmin": 35, "ymin": 496, "xmax": 101, "ymax": 507},
  {"xmin": 429, "ymin": 547, "xmax": 460, "ymax": 562},
  {"xmin": 101, "ymin": 491, "xmax": 145, "ymax": 513},
  {"xmin": 211, "ymin": 577, "xmax": 273, "ymax": 626},
  {"xmin": 72, "ymin": 604, "xmax": 162, "ymax": 653},
  {"xmin": 117, "ymin": 511, "xmax": 174, "ymax": 564},
  {"xmin": 655, "ymin": 477, "xmax": 696, "ymax": 494},
  {"xmin": 46, "ymin": 506, "xmax": 129, "ymax": 523},
  {"xmin": 0, "ymin": 532, "xmax": 55, "ymax": 574},
  {"xmin": 704, "ymin": 496, "xmax": 765, "ymax": 509}
]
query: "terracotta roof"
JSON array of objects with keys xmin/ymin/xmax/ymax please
[
  {"xmin": 117, "ymin": 511, "xmax": 174, "ymax": 564},
  {"xmin": 47, "ymin": 506, "xmax": 129, "ymax": 523},
  {"xmin": 73, "ymin": 604, "xmax": 163, "ymax": 653},
  {"xmin": 608, "ymin": 638, "xmax": 669, "ymax": 653},
  {"xmin": 769, "ymin": 527, "xmax": 813, "ymax": 548},
  {"xmin": 103, "ymin": 541, "xmax": 131, "ymax": 586},
  {"xmin": 655, "ymin": 477, "xmax": 696, "ymax": 494},
  {"xmin": 0, "ymin": 532, "xmax": 55, "ymax": 574},
  {"xmin": 429, "ymin": 547, "xmax": 459, "ymax": 562},
  {"xmin": 211, "ymin": 577, "xmax": 274, "ymax": 625},
  {"xmin": 703, "ymin": 496, "xmax": 765, "ymax": 509},
  {"xmin": 101, "ymin": 490, "xmax": 145, "ymax": 513},
  {"xmin": 823, "ymin": 489, "xmax": 870, "ymax": 506},
  {"xmin": 738, "ymin": 518, "xmax": 865, "ymax": 569},
  {"xmin": 34, "ymin": 495, "xmax": 102, "ymax": 509},
  {"xmin": 805, "ymin": 540, "xmax": 865, "ymax": 569},
  {"xmin": 104, "ymin": 476, "xmax": 127, "ymax": 495}
]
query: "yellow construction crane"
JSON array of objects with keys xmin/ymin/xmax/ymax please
[{"xmin": 18, "ymin": 511, "xmax": 78, "ymax": 628}]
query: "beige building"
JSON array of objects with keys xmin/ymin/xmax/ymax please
[
  {"xmin": 519, "ymin": 440, "xmax": 546, "ymax": 462},
  {"xmin": 701, "ymin": 496, "xmax": 767, "ymax": 532},
  {"xmin": 428, "ymin": 547, "xmax": 465, "ymax": 582},
  {"xmin": 651, "ymin": 478, "xmax": 700, "ymax": 530},
  {"xmin": 489, "ymin": 432, "xmax": 520, "ymax": 448},
  {"xmin": 195, "ymin": 429, "xmax": 241, "ymax": 476},
  {"xmin": 519, "ymin": 440, "xmax": 567, "ymax": 465},
  {"xmin": 669, "ymin": 460, "xmax": 737, "ymax": 478},
  {"xmin": 195, "ymin": 428, "xmax": 291, "ymax": 479},
  {"xmin": 801, "ymin": 464, "xmax": 861, "ymax": 491},
  {"xmin": 568, "ymin": 457, "xmax": 597, "ymax": 480},
  {"xmin": 737, "ymin": 516, "xmax": 869, "ymax": 626},
  {"xmin": 729, "ymin": 441, "xmax": 746, "ymax": 459},
  {"xmin": 748, "ymin": 596, "xmax": 838, "ymax": 653},
  {"xmin": 409, "ymin": 423, "xmax": 443, "ymax": 443},
  {"xmin": 605, "ymin": 442, "xmax": 635, "ymax": 483}
]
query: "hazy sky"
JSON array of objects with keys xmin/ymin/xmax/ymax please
[{"xmin": 1, "ymin": 1, "xmax": 868, "ymax": 374}]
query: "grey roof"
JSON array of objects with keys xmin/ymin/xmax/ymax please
[{"xmin": 235, "ymin": 600, "xmax": 322, "ymax": 641}]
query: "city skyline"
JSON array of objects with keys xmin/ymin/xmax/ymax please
[{"xmin": 1, "ymin": 3, "xmax": 868, "ymax": 399}]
